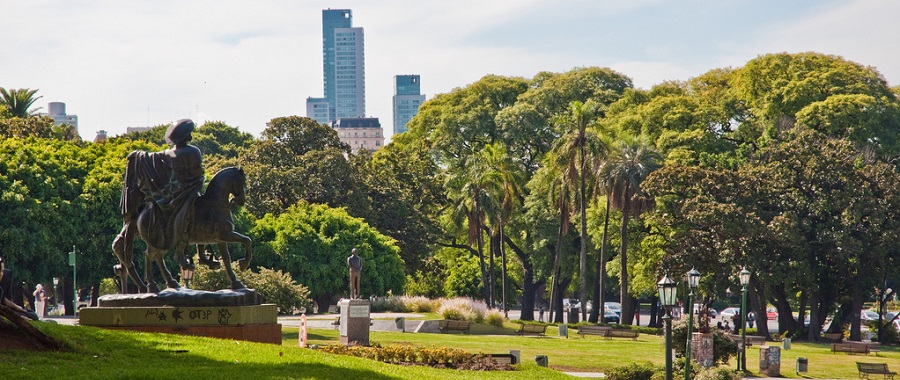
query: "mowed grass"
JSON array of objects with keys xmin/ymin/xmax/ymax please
[
  {"xmin": 5, "ymin": 321, "xmax": 900, "ymax": 379},
  {"xmin": 291, "ymin": 321, "xmax": 900, "ymax": 379},
  {"xmin": 0, "ymin": 323, "xmax": 567, "ymax": 380}
]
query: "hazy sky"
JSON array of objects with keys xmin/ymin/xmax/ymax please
[{"xmin": 3, "ymin": 1, "xmax": 899, "ymax": 142}]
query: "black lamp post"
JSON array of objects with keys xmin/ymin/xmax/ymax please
[
  {"xmin": 684, "ymin": 268, "xmax": 700, "ymax": 380},
  {"xmin": 658, "ymin": 274, "xmax": 678, "ymax": 380},
  {"xmin": 739, "ymin": 267, "xmax": 751, "ymax": 372}
]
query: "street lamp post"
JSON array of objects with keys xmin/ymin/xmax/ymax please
[
  {"xmin": 739, "ymin": 267, "xmax": 751, "ymax": 372},
  {"xmin": 52, "ymin": 277, "xmax": 59, "ymax": 311},
  {"xmin": 658, "ymin": 274, "xmax": 678, "ymax": 380},
  {"xmin": 684, "ymin": 268, "xmax": 700, "ymax": 380}
]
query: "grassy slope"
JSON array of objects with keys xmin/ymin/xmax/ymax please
[
  {"xmin": 3, "ymin": 321, "xmax": 900, "ymax": 379},
  {"xmin": 0, "ymin": 323, "xmax": 568, "ymax": 380}
]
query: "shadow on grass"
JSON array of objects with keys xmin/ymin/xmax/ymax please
[{"xmin": 0, "ymin": 323, "xmax": 403, "ymax": 380}]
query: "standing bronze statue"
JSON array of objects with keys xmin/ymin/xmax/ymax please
[
  {"xmin": 347, "ymin": 248, "xmax": 362, "ymax": 299},
  {"xmin": 112, "ymin": 119, "xmax": 252, "ymax": 292}
]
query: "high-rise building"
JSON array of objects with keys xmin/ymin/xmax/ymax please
[
  {"xmin": 392, "ymin": 75, "xmax": 425, "ymax": 135},
  {"xmin": 306, "ymin": 97, "xmax": 331, "ymax": 125},
  {"xmin": 308, "ymin": 9, "xmax": 365, "ymax": 124},
  {"xmin": 43, "ymin": 102, "xmax": 78, "ymax": 133}
]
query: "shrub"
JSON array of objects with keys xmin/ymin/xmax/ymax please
[
  {"xmin": 192, "ymin": 263, "xmax": 311, "ymax": 314},
  {"xmin": 670, "ymin": 319, "xmax": 737, "ymax": 365},
  {"xmin": 370, "ymin": 295, "xmax": 405, "ymax": 312},
  {"xmin": 438, "ymin": 297, "xmax": 487, "ymax": 322},
  {"xmin": 318, "ymin": 344, "xmax": 512, "ymax": 370},
  {"xmin": 695, "ymin": 367, "xmax": 742, "ymax": 380},
  {"xmin": 605, "ymin": 361, "xmax": 662, "ymax": 380},
  {"xmin": 484, "ymin": 309, "xmax": 505, "ymax": 327},
  {"xmin": 402, "ymin": 296, "xmax": 443, "ymax": 313}
]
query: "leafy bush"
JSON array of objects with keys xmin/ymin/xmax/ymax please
[
  {"xmin": 695, "ymin": 367, "xmax": 741, "ymax": 380},
  {"xmin": 402, "ymin": 296, "xmax": 443, "ymax": 313},
  {"xmin": 484, "ymin": 309, "xmax": 505, "ymax": 327},
  {"xmin": 438, "ymin": 297, "xmax": 488, "ymax": 322},
  {"xmin": 605, "ymin": 361, "xmax": 662, "ymax": 380},
  {"xmin": 317, "ymin": 344, "xmax": 513, "ymax": 370},
  {"xmin": 670, "ymin": 319, "xmax": 737, "ymax": 365},
  {"xmin": 192, "ymin": 263, "xmax": 311, "ymax": 314}
]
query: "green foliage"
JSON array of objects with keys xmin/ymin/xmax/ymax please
[
  {"xmin": 484, "ymin": 309, "xmax": 505, "ymax": 327},
  {"xmin": 0, "ymin": 87, "xmax": 42, "ymax": 118},
  {"xmin": 251, "ymin": 201, "xmax": 404, "ymax": 306},
  {"xmin": 191, "ymin": 263, "xmax": 311, "ymax": 314},
  {"xmin": 670, "ymin": 319, "xmax": 738, "ymax": 365},
  {"xmin": 317, "ymin": 344, "xmax": 512, "ymax": 370},
  {"xmin": 695, "ymin": 367, "xmax": 741, "ymax": 380},
  {"xmin": 604, "ymin": 361, "xmax": 662, "ymax": 380}
]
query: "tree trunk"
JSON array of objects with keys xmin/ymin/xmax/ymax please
[
  {"xmin": 590, "ymin": 197, "xmax": 612, "ymax": 323},
  {"xmin": 619, "ymin": 193, "xmax": 633, "ymax": 325},
  {"xmin": 649, "ymin": 295, "xmax": 660, "ymax": 328},
  {"xmin": 475, "ymin": 222, "xmax": 490, "ymax": 303},
  {"xmin": 579, "ymin": 144, "xmax": 588, "ymax": 322},
  {"xmin": 749, "ymin": 281, "xmax": 769, "ymax": 340},
  {"xmin": 501, "ymin": 226, "xmax": 508, "ymax": 315},
  {"xmin": 489, "ymin": 231, "xmax": 496, "ymax": 308},
  {"xmin": 850, "ymin": 280, "xmax": 863, "ymax": 341},
  {"xmin": 505, "ymin": 235, "xmax": 536, "ymax": 321},
  {"xmin": 549, "ymin": 187, "xmax": 567, "ymax": 323}
]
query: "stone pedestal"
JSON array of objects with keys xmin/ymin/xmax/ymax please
[
  {"xmin": 339, "ymin": 299, "xmax": 370, "ymax": 345},
  {"xmin": 79, "ymin": 303, "xmax": 280, "ymax": 344},
  {"xmin": 690, "ymin": 332, "xmax": 715, "ymax": 368}
]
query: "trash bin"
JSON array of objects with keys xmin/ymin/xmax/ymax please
[
  {"xmin": 394, "ymin": 317, "xmax": 405, "ymax": 332},
  {"xmin": 558, "ymin": 323, "xmax": 568, "ymax": 338},
  {"xmin": 535, "ymin": 355, "xmax": 548, "ymax": 367},
  {"xmin": 782, "ymin": 337, "xmax": 791, "ymax": 350},
  {"xmin": 759, "ymin": 346, "xmax": 769, "ymax": 370},
  {"xmin": 796, "ymin": 357, "xmax": 808, "ymax": 373},
  {"xmin": 568, "ymin": 307, "xmax": 580, "ymax": 324}
]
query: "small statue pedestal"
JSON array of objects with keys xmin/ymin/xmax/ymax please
[
  {"xmin": 80, "ymin": 288, "xmax": 280, "ymax": 344},
  {"xmin": 339, "ymin": 299, "xmax": 370, "ymax": 345},
  {"xmin": 690, "ymin": 332, "xmax": 715, "ymax": 368}
]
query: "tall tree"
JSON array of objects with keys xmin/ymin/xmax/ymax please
[
  {"xmin": 598, "ymin": 136, "xmax": 661, "ymax": 324},
  {"xmin": 549, "ymin": 100, "xmax": 607, "ymax": 320}
]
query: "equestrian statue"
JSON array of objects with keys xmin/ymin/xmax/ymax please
[{"xmin": 111, "ymin": 119, "xmax": 251, "ymax": 293}]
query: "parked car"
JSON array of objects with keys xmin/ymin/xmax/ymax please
[
  {"xmin": 603, "ymin": 307, "xmax": 621, "ymax": 324},
  {"xmin": 692, "ymin": 303, "xmax": 718, "ymax": 318},
  {"xmin": 720, "ymin": 307, "xmax": 741, "ymax": 321},
  {"xmin": 606, "ymin": 302, "xmax": 622, "ymax": 316},
  {"xmin": 861, "ymin": 310, "xmax": 880, "ymax": 321}
]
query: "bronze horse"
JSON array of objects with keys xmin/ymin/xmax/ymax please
[{"xmin": 121, "ymin": 167, "xmax": 252, "ymax": 292}]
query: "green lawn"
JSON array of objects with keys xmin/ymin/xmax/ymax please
[
  {"xmin": 0, "ymin": 323, "xmax": 567, "ymax": 380},
  {"xmin": 293, "ymin": 321, "xmax": 900, "ymax": 379},
  {"xmin": 3, "ymin": 321, "xmax": 900, "ymax": 379}
]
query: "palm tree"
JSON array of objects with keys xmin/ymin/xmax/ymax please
[
  {"xmin": 549, "ymin": 100, "xmax": 607, "ymax": 321},
  {"xmin": 0, "ymin": 88, "xmax": 43, "ymax": 118},
  {"xmin": 597, "ymin": 136, "xmax": 661, "ymax": 325},
  {"xmin": 478, "ymin": 143, "xmax": 524, "ymax": 314},
  {"xmin": 446, "ymin": 154, "xmax": 502, "ymax": 304}
]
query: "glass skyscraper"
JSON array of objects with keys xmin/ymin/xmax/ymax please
[
  {"xmin": 392, "ymin": 75, "xmax": 425, "ymax": 135},
  {"xmin": 308, "ymin": 9, "xmax": 365, "ymax": 124}
]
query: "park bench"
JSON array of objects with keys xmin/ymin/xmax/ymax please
[
  {"xmin": 833, "ymin": 342, "xmax": 870, "ymax": 355},
  {"xmin": 861, "ymin": 341, "xmax": 882, "ymax": 355},
  {"xmin": 577, "ymin": 325, "xmax": 611, "ymax": 338},
  {"xmin": 438, "ymin": 319, "xmax": 471, "ymax": 334},
  {"xmin": 606, "ymin": 328, "xmax": 640, "ymax": 340},
  {"xmin": 514, "ymin": 323, "xmax": 547, "ymax": 336},
  {"xmin": 823, "ymin": 332, "xmax": 843, "ymax": 341},
  {"xmin": 327, "ymin": 305, "xmax": 339, "ymax": 313},
  {"xmin": 729, "ymin": 334, "xmax": 766, "ymax": 346},
  {"xmin": 857, "ymin": 362, "xmax": 896, "ymax": 379}
]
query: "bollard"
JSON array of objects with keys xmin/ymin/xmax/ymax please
[
  {"xmin": 558, "ymin": 323, "xmax": 568, "ymax": 338},
  {"xmin": 758, "ymin": 346, "xmax": 769, "ymax": 370},
  {"xmin": 509, "ymin": 349, "xmax": 521, "ymax": 364},
  {"xmin": 535, "ymin": 355, "xmax": 548, "ymax": 367},
  {"xmin": 796, "ymin": 357, "xmax": 808, "ymax": 374},
  {"xmin": 782, "ymin": 337, "xmax": 791, "ymax": 350}
]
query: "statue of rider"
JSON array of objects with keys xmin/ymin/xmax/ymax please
[{"xmin": 112, "ymin": 119, "xmax": 204, "ymax": 290}]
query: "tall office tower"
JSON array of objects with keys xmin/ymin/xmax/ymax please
[
  {"xmin": 313, "ymin": 9, "xmax": 365, "ymax": 122},
  {"xmin": 43, "ymin": 102, "xmax": 78, "ymax": 133},
  {"xmin": 306, "ymin": 97, "xmax": 331, "ymax": 125},
  {"xmin": 392, "ymin": 75, "xmax": 425, "ymax": 135}
]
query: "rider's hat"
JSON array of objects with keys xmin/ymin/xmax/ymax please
[{"xmin": 165, "ymin": 119, "xmax": 195, "ymax": 145}]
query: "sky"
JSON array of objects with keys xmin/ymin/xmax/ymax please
[{"xmin": 3, "ymin": 1, "xmax": 900, "ymax": 142}]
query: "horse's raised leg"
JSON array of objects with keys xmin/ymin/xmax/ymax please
[
  {"xmin": 217, "ymin": 242, "xmax": 246, "ymax": 290},
  {"xmin": 222, "ymin": 231, "xmax": 252, "ymax": 271}
]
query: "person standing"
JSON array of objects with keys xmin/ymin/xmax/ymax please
[
  {"xmin": 33, "ymin": 284, "xmax": 47, "ymax": 319},
  {"xmin": 347, "ymin": 248, "xmax": 362, "ymax": 299}
]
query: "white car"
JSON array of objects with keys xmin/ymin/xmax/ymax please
[
  {"xmin": 861, "ymin": 310, "xmax": 880, "ymax": 321},
  {"xmin": 720, "ymin": 307, "xmax": 741, "ymax": 321}
]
